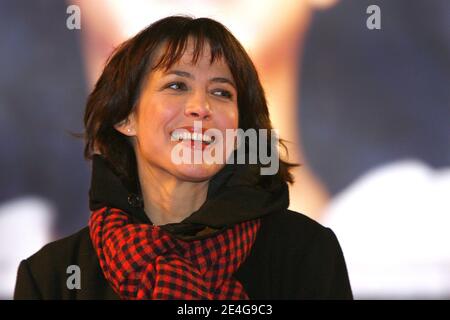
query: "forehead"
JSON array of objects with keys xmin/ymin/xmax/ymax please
[{"xmin": 151, "ymin": 38, "xmax": 231, "ymax": 73}]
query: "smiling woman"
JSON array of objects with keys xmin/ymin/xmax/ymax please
[{"xmin": 14, "ymin": 16, "xmax": 352, "ymax": 300}]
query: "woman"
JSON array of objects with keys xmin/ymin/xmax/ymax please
[{"xmin": 14, "ymin": 16, "xmax": 352, "ymax": 300}]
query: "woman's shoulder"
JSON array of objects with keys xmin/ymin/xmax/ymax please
[
  {"xmin": 259, "ymin": 209, "xmax": 337, "ymax": 249},
  {"xmin": 14, "ymin": 227, "xmax": 109, "ymax": 299},
  {"xmin": 25, "ymin": 227, "xmax": 93, "ymax": 266},
  {"xmin": 238, "ymin": 210, "xmax": 353, "ymax": 299},
  {"xmin": 257, "ymin": 209, "xmax": 351, "ymax": 285}
]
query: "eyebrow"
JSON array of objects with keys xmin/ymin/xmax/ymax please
[{"xmin": 165, "ymin": 69, "xmax": 236, "ymax": 89}]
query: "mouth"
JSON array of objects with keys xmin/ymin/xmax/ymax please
[
  {"xmin": 170, "ymin": 127, "xmax": 216, "ymax": 149},
  {"xmin": 170, "ymin": 131, "xmax": 214, "ymax": 145}
]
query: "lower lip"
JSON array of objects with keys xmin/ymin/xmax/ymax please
[{"xmin": 175, "ymin": 139, "xmax": 212, "ymax": 151}]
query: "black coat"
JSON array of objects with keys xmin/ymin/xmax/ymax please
[{"xmin": 14, "ymin": 156, "xmax": 352, "ymax": 300}]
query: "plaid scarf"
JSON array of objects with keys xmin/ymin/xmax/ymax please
[{"xmin": 89, "ymin": 207, "xmax": 261, "ymax": 300}]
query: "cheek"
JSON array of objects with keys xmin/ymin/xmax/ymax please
[
  {"xmin": 137, "ymin": 101, "xmax": 179, "ymax": 133},
  {"xmin": 217, "ymin": 106, "xmax": 239, "ymax": 130}
]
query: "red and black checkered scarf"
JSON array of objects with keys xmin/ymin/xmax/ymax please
[{"xmin": 89, "ymin": 207, "xmax": 261, "ymax": 300}]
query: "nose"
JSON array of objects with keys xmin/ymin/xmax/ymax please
[{"xmin": 184, "ymin": 90, "xmax": 212, "ymax": 120}]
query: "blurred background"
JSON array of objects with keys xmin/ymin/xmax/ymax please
[{"xmin": 0, "ymin": 0, "xmax": 449, "ymax": 299}]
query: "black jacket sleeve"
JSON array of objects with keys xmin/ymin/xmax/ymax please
[
  {"xmin": 302, "ymin": 227, "xmax": 353, "ymax": 299},
  {"xmin": 327, "ymin": 229, "xmax": 353, "ymax": 299},
  {"xmin": 14, "ymin": 259, "xmax": 42, "ymax": 300}
]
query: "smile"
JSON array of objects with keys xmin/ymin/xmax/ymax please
[{"xmin": 170, "ymin": 130, "xmax": 214, "ymax": 145}]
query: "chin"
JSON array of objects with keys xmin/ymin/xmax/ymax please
[{"xmin": 174, "ymin": 164, "xmax": 223, "ymax": 182}]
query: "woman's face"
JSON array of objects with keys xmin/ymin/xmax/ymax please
[{"xmin": 118, "ymin": 42, "xmax": 239, "ymax": 182}]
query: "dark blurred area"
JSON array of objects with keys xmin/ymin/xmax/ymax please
[
  {"xmin": 300, "ymin": 0, "xmax": 450, "ymax": 195},
  {"xmin": 0, "ymin": 0, "xmax": 89, "ymax": 237},
  {"xmin": 301, "ymin": 0, "xmax": 450, "ymax": 298}
]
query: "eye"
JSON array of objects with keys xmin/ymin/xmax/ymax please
[
  {"xmin": 211, "ymin": 89, "xmax": 233, "ymax": 99},
  {"xmin": 166, "ymin": 82, "xmax": 188, "ymax": 91}
]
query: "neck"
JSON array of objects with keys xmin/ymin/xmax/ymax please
[{"xmin": 136, "ymin": 161, "xmax": 209, "ymax": 226}]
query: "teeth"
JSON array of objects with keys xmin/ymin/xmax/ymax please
[{"xmin": 171, "ymin": 131, "xmax": 213, "ymax": 144}]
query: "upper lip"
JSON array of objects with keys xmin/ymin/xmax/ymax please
[{"xmin": 170, "ymin": 126, "xmax": 211, "ymax": 134}]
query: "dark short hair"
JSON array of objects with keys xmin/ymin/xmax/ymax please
[{"xmin": 84, "ymin": 15, "xmax": 298, "ymax": 186}]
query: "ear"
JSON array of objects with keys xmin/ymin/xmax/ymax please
[{"xmin": 114, "ymin": 113, "xmax": 137, "ymax": 136}]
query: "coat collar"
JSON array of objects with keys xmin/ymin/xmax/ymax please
[{"xmin": 89, "ymin": 155, "xmax": 289, "ymax": 240}]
